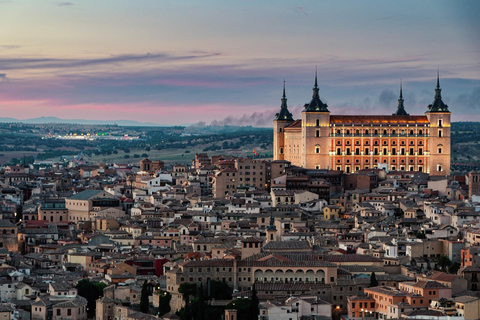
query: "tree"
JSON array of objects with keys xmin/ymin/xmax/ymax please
[
  {"xmin": 416, "ymin": 231, "xmax": 426, "ymax": 239},
  {"xmin": 140, "ymin": 280, "xmax": 149, "ymax": 313},
  {"xmin": 76, "ymin": 279, "xmax": 103, "ymax": 318},
  {"xmin": 369, "ymin": 272, "xmax": 378, "ymax": 287},
  {"xmin": 437, "ymin": 255, "xmax": 452, "ymax": 272},
  {"xmin": 449, "ymin": 262, "xmax": 461, "ymax": 275},
  {"xmin": 179, "ymin": 283, "xmax": 197, "ymax": 305},
  {"xmin": 184, "ymin": 303, "xmax": 192, "ymax": 320},
  {"xmin": 158, "ymin": 291, "xmax": 171, "ymax": 317},
  {"xmin": 197, "ymin": 284, "xmax": 206, "ymax": 320},
  {"xmin": 248, "ymin": 283, "xmax": 259, "ymax": 320}
]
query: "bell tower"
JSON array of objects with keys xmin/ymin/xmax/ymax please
[
  {"xmin": 426, "ymin": 71, "xmax": 451, "ymax": 176},
  {"xmin": 301, "ymin": 69, "xmax": 331, "ymax": 169},
  {"xmin": 273, "ymin": 81, "xmax": 294, "ymax": 160}
]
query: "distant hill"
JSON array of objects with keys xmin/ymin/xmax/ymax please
[{"xmin": 0, "ymin": 116, "xmax": 163, "ymax": 126}]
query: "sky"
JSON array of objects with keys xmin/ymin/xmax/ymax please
[{"xmin": 0, "ymin": 0, "xmax": 479, "ymax": 126}]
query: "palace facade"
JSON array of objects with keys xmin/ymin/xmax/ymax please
[{"xmin": 273, "ymin": 73, "xmax": 451, "ymax": 175}]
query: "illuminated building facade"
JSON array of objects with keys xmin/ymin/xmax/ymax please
[{"xmin": 273, "ymin": 73, "xmax": 451, "ymax": 175}]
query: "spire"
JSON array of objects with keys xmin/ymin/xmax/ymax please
[
  {"xmin": 435, "ymin": 68, "xmax": 442, "ymax": 100},
  {"xmin": 393, "ymin": 80, "xmax": 409, "ymax": 116},
  {"xmin": 274, "ymin": 80, "xmax": 294, "ymax": 121},
  {"xmin": 303, "ymin": 68, "xmax": 329, "ymax": 112},
  {"xmin": 312, "ymin": 66, "xmax": 319, "ymax": 99},
  {"xmin": 400, "ymin": 79, "xmax": 403, "ymax": 99},
  {"xmin": 267, "ymin": 211, "xmax": 277, "ymax": 231},
  {"xmin": 427, "ymin": 69, "xmax": 449, "ymax": 113}
]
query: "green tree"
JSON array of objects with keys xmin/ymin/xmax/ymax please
[
  {"xmin": 416, "ymin": 231, "xmax": 426, "ymax": 239},
  {"xmin": 76, "ymin": 279, "xmax": 103, "ymax": 317},
  {"xmin": 95, "ymin": 282, "xmax": 107, "ymax": 294},
  {"xmin": 226, "ymin": 298, "xmax": 250, "ymax": 320},
  {"xmin": 197, "ymin": 284, "xmax": 206, "ymax": 320},
  {"xmin": 158, "ymin": 291, "xmax": 171, "ymax": 317},
  {"xmin": 208, "ymin": 280, "xmax": 232, "ymax": 300},
  {"xmin": 369, "ymin": 272, "xmax": 378, "ymax": 287},
  {"xmin": 184, "ymin": 303, "xmax": 192, "ymax": 320},
  {"xmin": 449, "ymin": 262, "xmax": 461, "ymax": 274},
  {"xmin": 437, "ymin": 255, "xmax": 452, "ymax": 272},
  {"xmin": 179, "ymin": 283, "xmax": 197, "ymax": 304},
  {"xmin": 140, "ymin": 280, "xmax": 149, "ymax": 313},
  {"xmin": 248, "ymin": 283, "xmax": 259, "ymax": 320}
]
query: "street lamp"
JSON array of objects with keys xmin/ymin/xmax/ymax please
[{"xmin": 361, "ymin": 308, "xmax": 364, "ymax": 320}]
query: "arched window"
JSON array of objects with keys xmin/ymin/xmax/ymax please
[
  {"xmin": 315, "ymin": 146, "xmax": 320, "ymax": 154},
  {"xmin": 316, "ymin": 119, "xmax": 320, "ymax": 126},
  {"xmin": 365, "ymin": 130, "xmax": 369, "ymax": 135}
]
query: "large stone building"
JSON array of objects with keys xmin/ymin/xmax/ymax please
[{"xmin": 273, "ymin": 73, "xmax": 451, "ymax": 175}]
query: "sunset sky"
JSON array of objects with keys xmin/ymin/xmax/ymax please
[{"xmin": 0, "ymin": 1, "xmax": 479, "ymax": 125}]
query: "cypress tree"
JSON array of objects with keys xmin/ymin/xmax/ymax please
[
  {"xmin": 369, "ymin": 272, "xmax": 378, "ymax": 287},
  {"xmin": 140, "ymin": 280, "xmax": 149, "ymax": 313},
  {"xmin": 249, "ymin": 283, "xmax": 259, "ymax": 320},
  {"xmin": 197, "ymin": 284, "xmax": 206, "ymax": 320}
]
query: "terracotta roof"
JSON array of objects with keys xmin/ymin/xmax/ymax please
[
  {"xmin": 330, "ymin": 115, "xmax": 429, "ymax": 125},
  {"xmin": 426, "ymin": 272, "xmax": 459, "ymax": 283},
  {"xmin": 285, "ymin": 120, "xmax": 302, "ymax": 129}
]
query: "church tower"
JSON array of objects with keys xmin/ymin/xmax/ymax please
[
  {"xmin": 393, "ymin": 81, "xmax": 409, "ymax": 116},
  {"xmin": 426, "ymin": 71, "xmax": 451, "ymax": 176},
  {"xmin": 273, "ymin": 81, "xmax": 294, "ymax": 160},
  {"xmin": 266, "ymin": 212, "xmax": 278, "ymax": 243},
  {"xmin": 301, "ymin": 70, "xmax": 331, "ymax": 169}
]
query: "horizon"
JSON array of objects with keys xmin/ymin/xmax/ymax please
[{"xmin": 0, "ymin": 1, "xmax": 479, "ymax": 125}]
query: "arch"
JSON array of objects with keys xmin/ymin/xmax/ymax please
[
  {"xmin": 295, "ymin": 270, "xmax": 305, "ymax": 282},
  {"xmin": 274, "ymin": 269, "xmax": 284, "ymax": 282},
  {"xmin": 285, "ymin": 269, "xmax": 295, "ymax": 283},
  {"xmin": 254, "ymin": 269, "xmax": 264, "ymax": 281},
  {"xmin": 264, "ymin": 269, "xmax": 275, "ymax": 282},
  {"xmin": 305, "ymin": 269, "xmax": 315, "ymax": 282},
  {"xmin": 315, "ymin": 270, "xmax": 326, "ymax": 283}
]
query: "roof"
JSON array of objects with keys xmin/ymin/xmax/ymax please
[
  {"xmin": 330, "ymin": 115, "xmax": 429, "ymax": 125},
  {"xmin": 263, "ymin": 241, "xmax": 311, "ymax": 250},
  {"xmin": 426, "ymin": 272, "xmax": 460, "ymax": 283},
  {"xmin": 69, "ymin": 189, "xmax": 105, "ymax": 200},
  {"xmin": 303, "ymin": 73, "xmax": 329, "ymax": 113}
]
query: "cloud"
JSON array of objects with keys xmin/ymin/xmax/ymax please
[
  {"xmin": 210, "ymin": 109, "xmax": 278, "ymax": 127},
  {"xmin": 454, "ymin": 87, "xmax": 480, "ymax": 111},
  {"xmin": 54, "ymin": 2, "xmax": 74, "ymax": 6},
  {"xmin": 0, "ymin": 45, "xmax": 21, "ymax": 51},
  {"xmin": 0, "ymin": 51, "xmax": 222, "ymax": 71},
  {"xmin": 0, "ymin": 73, "xmax": 6, "ymax": 82},
  {"xmin": 378, "ymin": 89, "xmax": 396, "ymax": 107}
]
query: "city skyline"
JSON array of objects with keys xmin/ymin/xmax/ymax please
[{"xmin": 0, "ymin": 0, "xmax": 479, "ymax": 125}]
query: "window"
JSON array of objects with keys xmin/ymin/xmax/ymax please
[
  {"xmin": 437, "ymin": 165, "xmax": 443, "ymax": 172},
  {"xmin": 438, "ymin": 147, "xmax": 442, "ymax": 154},
  {"xmin": 315, "ymin": 146, "xmax": 320, "ymax": 154},
  {"xmin": 337, "ymin": 148, "xmax": 341, "ymax": 155},
  {"xmin": 280, "ymin": 148, "xmax": 283, "ymax": 154},
  {"xmin": 315, "ymin": 130, "xmax": 320, "ymax": 137},
  {"xmin": 439, "ymin": 129, "xmax": 443, "ymax": 137},
  {"xmin": 438, "ymin": 119, "xmax": 443, "ymax": 126},
  {"xmin": 316, "ymin": 119, "xmax": 320, "ymax": 126},
  {"xmin": 68, "ymin": 309, "xmax": 71, "ymax": 316},
  {"xmin": 57, "ymin": 310, "xmax": 61, "ymax": 316}
]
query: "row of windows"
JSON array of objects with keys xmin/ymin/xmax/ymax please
[
  {"xmin": 335, "ymin": 147, "xmax": 425, "ymax": 156},
  {"xmin": 335, "ymin": 158, "xmax": 423, "ymax": 165},
  {"xmin": 332, "ymin": 129, "xmax": 426, "ymax": 136},
  {"xmin": 337, "ymin": 139, "xmax": 423, "ymax": 146}
]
